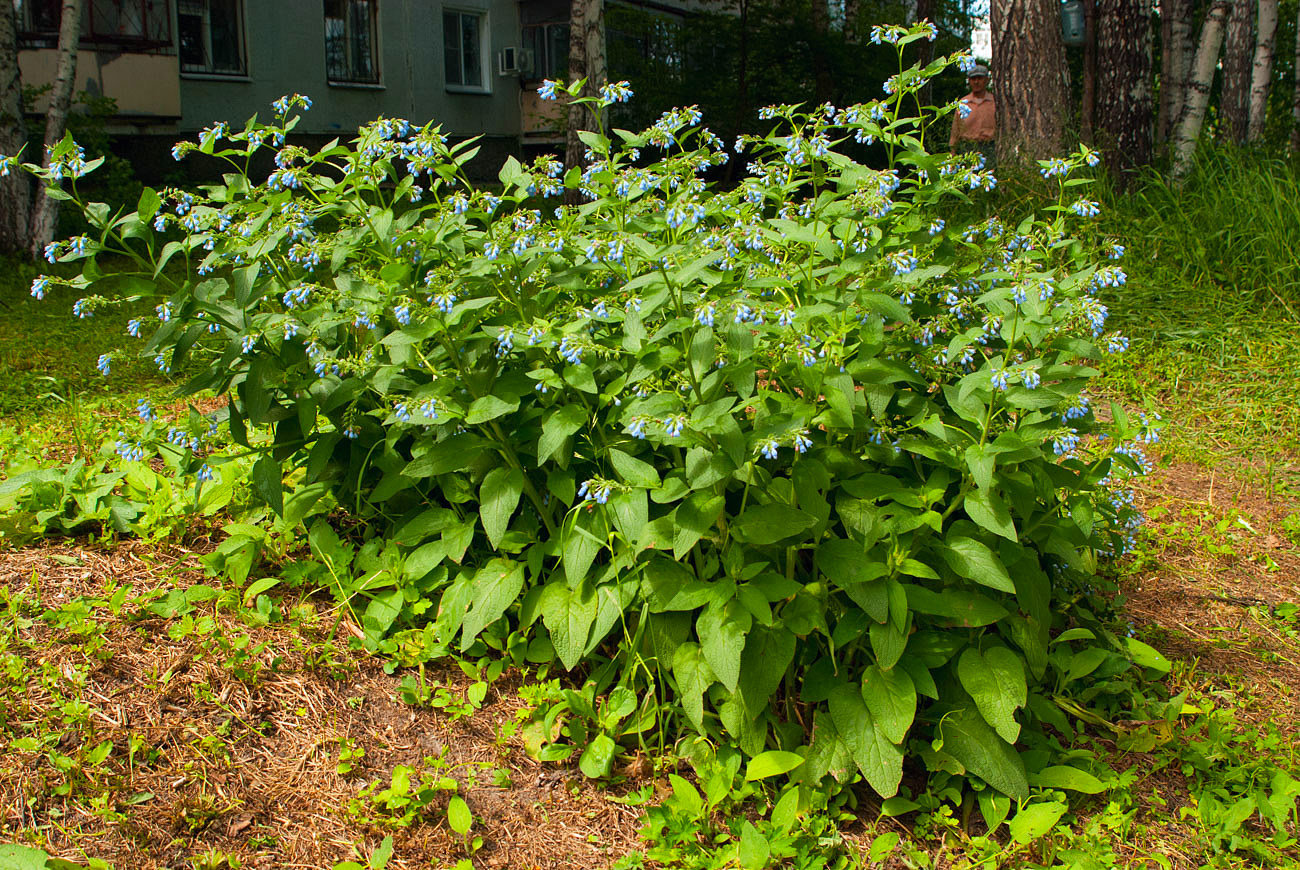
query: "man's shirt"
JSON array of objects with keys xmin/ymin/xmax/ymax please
[{"xmin": 950, "ymin": 91, "xmax": 996, "ymax": 145}]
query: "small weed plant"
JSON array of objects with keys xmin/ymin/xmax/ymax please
[{"xmin": 8, "ymin": 21, "xmax": 1160, "ymax": 812}]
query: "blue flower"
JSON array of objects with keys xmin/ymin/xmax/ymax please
[
  {"xmin": 663, "ymin": 415, "xmax": 687, "ymax": 438},
  {"xmin": 197, "ymin": 464, "xmax": 215, "ymax": 483},
  {"xmin": 759, "ymin": 438, "xmax": 779, "ymax": 460},
  {"xmin": 990, "ymin": 366, "xmax": 1010, "ymax": 391},
  {"xmin": 30, "ymin": 277, "xmax": 50, "ymax": 300},
  {"xmin": 599, "ymin": 81, "xmax": 633, "ymax": 103},
  {"xmin": 1070, "ymin": 199, "xmax": 1100, "ymax": 218},
  {"xmin": 137, "ymin": 399, "xmax": 156, "ymax": 422},
  {"xmin": 96, "ymin": 354, "xmax": 112, "ymax": 376},
  {"xmin": 394, "ymin": 401, "xmax": 412, "ymax": 423},
  {"xmin": 538, "ymin": 80, "xmax": 560, "ymax": 101}
]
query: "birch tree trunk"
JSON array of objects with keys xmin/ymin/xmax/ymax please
[
  {"xmin": 1220, "ymin": 0, "xmax": 1254, "ymax": 143},
  {"xmin": 0, "ymin": 0, "xmax": 31, "ymax": 255},
  {"xmin": 991, "ymin": 0, "xmax": 1070, "ymax": 163},
  {"xmin": 1292, "ymin": 4, "xmax": 1300, "ymax": 150},
  {"xmin": 1246, "ymin": 0, "xmax": 1278, "ymax": 140},
  {"xmin": 1172, "ymin": 0, "xmax": 1233, "ymax": 175},
  {"xmin": 28, "ymin": 0, "xmax": 85, "ymax": 259},
  {"xmin": 1096, "ymin": 0, "xmax": 1153, "ymax": 178},
  {"xmin": 1157, "ymin": 0, "xmax": 1194, "ymax": 145}
]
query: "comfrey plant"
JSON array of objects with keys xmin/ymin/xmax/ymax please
[{"xmin": 13, "ymin": 24, "xmax": 1161, "ymax": 809}]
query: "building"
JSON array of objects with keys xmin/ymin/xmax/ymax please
[{"xmin": 15, "ymin": 0, "xmax": 694, "ymax": 179}]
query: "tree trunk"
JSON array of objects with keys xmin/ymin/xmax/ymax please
[
  {"xmin": 1081, "ymin": 0, "xmax": 1098, "ymax": 144},
  {"xmin": 844, "ymin": 0, "xmax": 860, "ymax": 42},
  {"xmin": 28, "ymin": 0, "xmax": 85, "ymax": 259},
  {"xmin": 564, "ymin": 0, "xmax": 588, "ymax": 181},
  {"xmin": 1172, "ymin": 0, "xmax": 1233, "ymax": 175},
  {"xmin": 1246, "ymin": 0, "xmax": 1278, "ymax": 140},
  {"xmin": 916, "ymin": 0, "xmax": 935, "ymax": 106},
  {"xmin": 991, "ymin": 0, "xmax": 1070, "ymax": 163},
  {"xmin": 1157, "ymin": 0, "xmax": 1194, "ymax": 145},
  {"xmin": 0, "ymin": 0, "xmax": 31, "ymax": 255},
  {"xmin": 1220, "ymin": 0, "xmax": 1254, "ymax": 143},
  {"xmin": 1096, "ymin": 0, "xmax": 1153, "ymax": 179},
  {"xmin": 809, "ymin": 0, "xmax": 833, "ymax": 104},
  {"xmin": 1292, "ymin": 4, "xmax": 1300, "ymax": 150}
]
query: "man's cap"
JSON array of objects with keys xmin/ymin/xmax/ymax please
[{"xmin": 967, "ymin": 63, "xmax": 990, "ymax": 78}]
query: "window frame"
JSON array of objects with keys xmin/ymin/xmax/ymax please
[
  {"xmin": 442, "ymin": 7, "xmax": 490, "ymax": 95},
  {"xmin": 18, "ymin": 0, "xmax": 172, "ymax": 50},
  {"xmin": 324, "ymin": 0, "xmax": 383, "ymax": 87},
  {"xmin": 177, "ymin": 0, "xmax": 249, "ymax": 79}
]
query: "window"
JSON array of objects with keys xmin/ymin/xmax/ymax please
[
  {"xmin": 522, "ymin": 22, "xmax": 567, "ymax": 82},
  {"xmin": 443, "ymin": 10, "xmax": 485, "ymax": 90},
  {"xmin": 18, "ymin": 0, "xmax": 171, "ymax": 48},
  {"xmin": 324, "ymin": 0, "xmax": 380, "ymax": 84},
  {"xmin": 178, "ymin": 0, "xmax": 246, "ymax": 75}
]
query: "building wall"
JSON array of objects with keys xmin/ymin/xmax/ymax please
[{"xmin": 178, "ymin": 0, "xmax": 523, "ymax": 139}]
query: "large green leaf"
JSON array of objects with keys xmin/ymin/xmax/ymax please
[
  {"xmin": 673, "ymin": 492, "xmax": 723, "ymax": 559},
  {"xmin": 540, "ymin": 582, "xmax": 598, "ymax": 669},
  {"xmin": 538, "ymin": 405, "xmax": 586, "ymax": 464},
  {"xmin": 1008, "ymin": 801, "xmax": 1068, "ymax": 845},
  {"xmin": 828, "ymin": 684, "xmax": 904, "ymax": 798},
  {"xmin": 562, "ymin": 508, "xmax": 607, "ymax": 587},
  {"xmin": 251, "ymin": 454, "xmax": 283, "ymax": 516},
  {"xmin": 1029, "ymin": 765, "xmax": 1107, "ymax": 794},
  {"xmin": 745, "ymin": 750, "xmax": 806, "ymax": 781},
  {"xmin": 862, "ymin": 664, "xmax": 916, "ymax": 745},
  {"xmin": 460, "ymin": 558, "xmax": 525, "ymax": 650},
  {"xmin": 904, "ymin": 585, "xmax": 1008, "ymax": 627},
  {"xmin": 480, "ymin": 467, "xmax": 524, "ymax": 549},
  {"xmin": 957, "ymin": 646, "xmax": 1027, "ymax": 743},
  {"xmin": 697, "ymin": 599, "xmax": 750, "ymax": 692},
  {"xmin": 965, "ymin": 488, "xmax": 1017, "ymax": 541},
  {"xmin": 671, "ymin": 641, "xmax": 716, "ymax": 731},
  {"xmin": 939, "ymin": 707, "xmax": 1029, "ymax": 800},
  {"xmin": 942, "ymin": 536, "xmax": 1015, "ymax": 593},
  {"xmin": 466, "ymin": 395, "xmax": 519, "ymax": 424},
  {"xmin": 731, "ymin": 504, "xmax": 817, "ymax": 546},
  {"xmin": 609, "ymin": 448, "xmax": 661, "ymax": 488}
]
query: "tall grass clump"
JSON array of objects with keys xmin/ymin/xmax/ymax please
[{"xmin": 1103, "ymin": 147, "xmax": 1300, "ymax": 320}]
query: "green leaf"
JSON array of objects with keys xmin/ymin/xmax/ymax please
[
  {"xmin": 579, "ymin": 733, "xmax": 617, "ymax": 778},
  {"xmin": 862, "ymin": 665, "xmax": 916, "ymax": 744},
  {"xmin": 1008, "ymin": 801, "xmax": 1068, "ymax": 845},
  {"xmin": 965, "ymin": 488, "xmax": 1017, "ymax": 541},
  {"xmin": 609, "ymin": 448, "xmax": 661, "ymax": 488},
  {"xmin": 957, "ymin": 646, "xmax": 1027, "ymax": 743},
  {"xmin": 447, "ymin": 795, "xmax": 473, "ymax": 835},
  {"xmin": 540, "ymin": 582, "xmax": 598, "ymax": 669},
  {"xmin": 870, "ymin": 621, "xmax": 908, "ymax": 670},
  {"xmin": 251, "ymin": 455, "xmax": 283, "ymax": 516},
  {"xmin": 1030, "ymin": 765, "xmax": 1107, "ymax": 794},
  {"xmin": 671, "ymin": 641, "xmax": 715, "ymax": 731},
  {"xmin": 697, "ymin": 600, "xmax": 750, "ymax": 692},
  {"xmin": 673, "ymin": 492, "xmax": 723, "ymax": 559},
  {"xmin": 965, "ymin": 443, "xmax": 995, "ymax": 490},
  {"xmin": 745, "ymin": 750, "xmax": 806, "ymax": 781},
  {"xmin": 904, "ymin": 585, "xmax": 1007, "ymax": 627},
  {"xmin": 480, "ymin": 467, "xmax": 524, "ymax": 549},
  {"xmin": 562, "ymin": 508, "xmax": 606, "ymax": 586},
  {"xmin": 0, "ymin": 844, "xmax": 57, "ymax": 870},
  {"xmin": 942, "ymin": 536, "xmax": 1015, "ymax": 593},
  {"xmin": 939, "ymin": 707, "xmax": 1029, "ymax": 800},
  {"xmin": 737, "ymin": 820, "xmax": 771, "ymax": 869},
  {"xmin": 466, "ymin": 395, "xmax": 518, "ymax": 424},
  {"xmin": 732, "ymin": 504, "xmax": 817, "ymax": 546},
  {"xmin": 828, "ymin": 684, "xmax": 904, "ymax": 798},
  {"xmin": 539, "ymin": 405, "xmax": 586, "ymax": 464},
  {"xmin": 460, "ymin": 558, "xmax": 525, "ymax": 650},
  {"xmin": 1124, "ymin": 637, "xmax": 1171, "ymax": 675}
]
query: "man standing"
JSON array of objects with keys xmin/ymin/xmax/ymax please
[{"xmin": 950, "ymin": 63, "xmax": 996, "ymax": 166}]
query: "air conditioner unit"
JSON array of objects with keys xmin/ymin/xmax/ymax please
[
  {"xmin": 498, "ymin": 47, "xmax": 520, "ymax": 76},
  {"xmin": 517, "ymin": 48, "xmax": 535, "ymax": 78}
]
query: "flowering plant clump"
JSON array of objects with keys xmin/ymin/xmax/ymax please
[{"xmin": 13, "ymin": 24, "xmax": 1163, "ymax": 805}]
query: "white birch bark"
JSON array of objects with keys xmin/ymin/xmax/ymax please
[
  {"xmin": 28, "ymin": 0, "xmax": 85, "ymax": 258},
  {"xmin": 1246, "ymin": 0, "xmax": 1277, "ymax": 141},
  {"xmin": 1172, "ymin": 0, "xmax": 1232, "ymax": 176},
  {"xmin": 1157, "ymin": 0, "xmax": 1194, "ymax": 145}
]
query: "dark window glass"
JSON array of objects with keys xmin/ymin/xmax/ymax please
[
  {"xmin": 444, "ymin": 10, "xmax": 483, "ymax": 88},
  {"xmin": 325, "ymin": 0, "xmax": 379, "ymax": 83}
]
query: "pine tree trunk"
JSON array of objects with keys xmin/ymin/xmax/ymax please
[
  {"xmin": 1246, "ymin": 0, "xmax": 1277, "ymax": 140},
  {"xmin": 583, "ymin": 0, "xmax": 605, "ymax": 127},
  {"xmin": 991, "ymin": 0, "xmax": 1070, "ymax": 163},
  {"xmin": 1220, "ymin": 0, "xmax": 1254, "ymax": 143},
  {"xmin": 1096, "ymin": 0, "xmax": 1153, "ymax": 179},
  {"xmin": 1172, "ymin": 0, "xmax": 1233, "ymax": 175},
  {"xmin": 1292, "ymin": 4, "xmax": 1300, "ymax": 150},
  {"xmin": 1157, "ymin": 0, "xmax": 1194, "ymax": 145},
  {"xmin": 0, "ymin": 0, "xmax": 31, "ymax": 256},
  {"xmin": 28, "ymin": 0, "xmax": 85, "ymax": 259},
  {"xmin": 916, "ymin": 0, "xmax": 935, "ymax": 106}
]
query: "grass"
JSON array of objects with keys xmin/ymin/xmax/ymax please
[{"xmin": 3, "ymin": 149, "xmax": 1300, "ymax": 869}]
